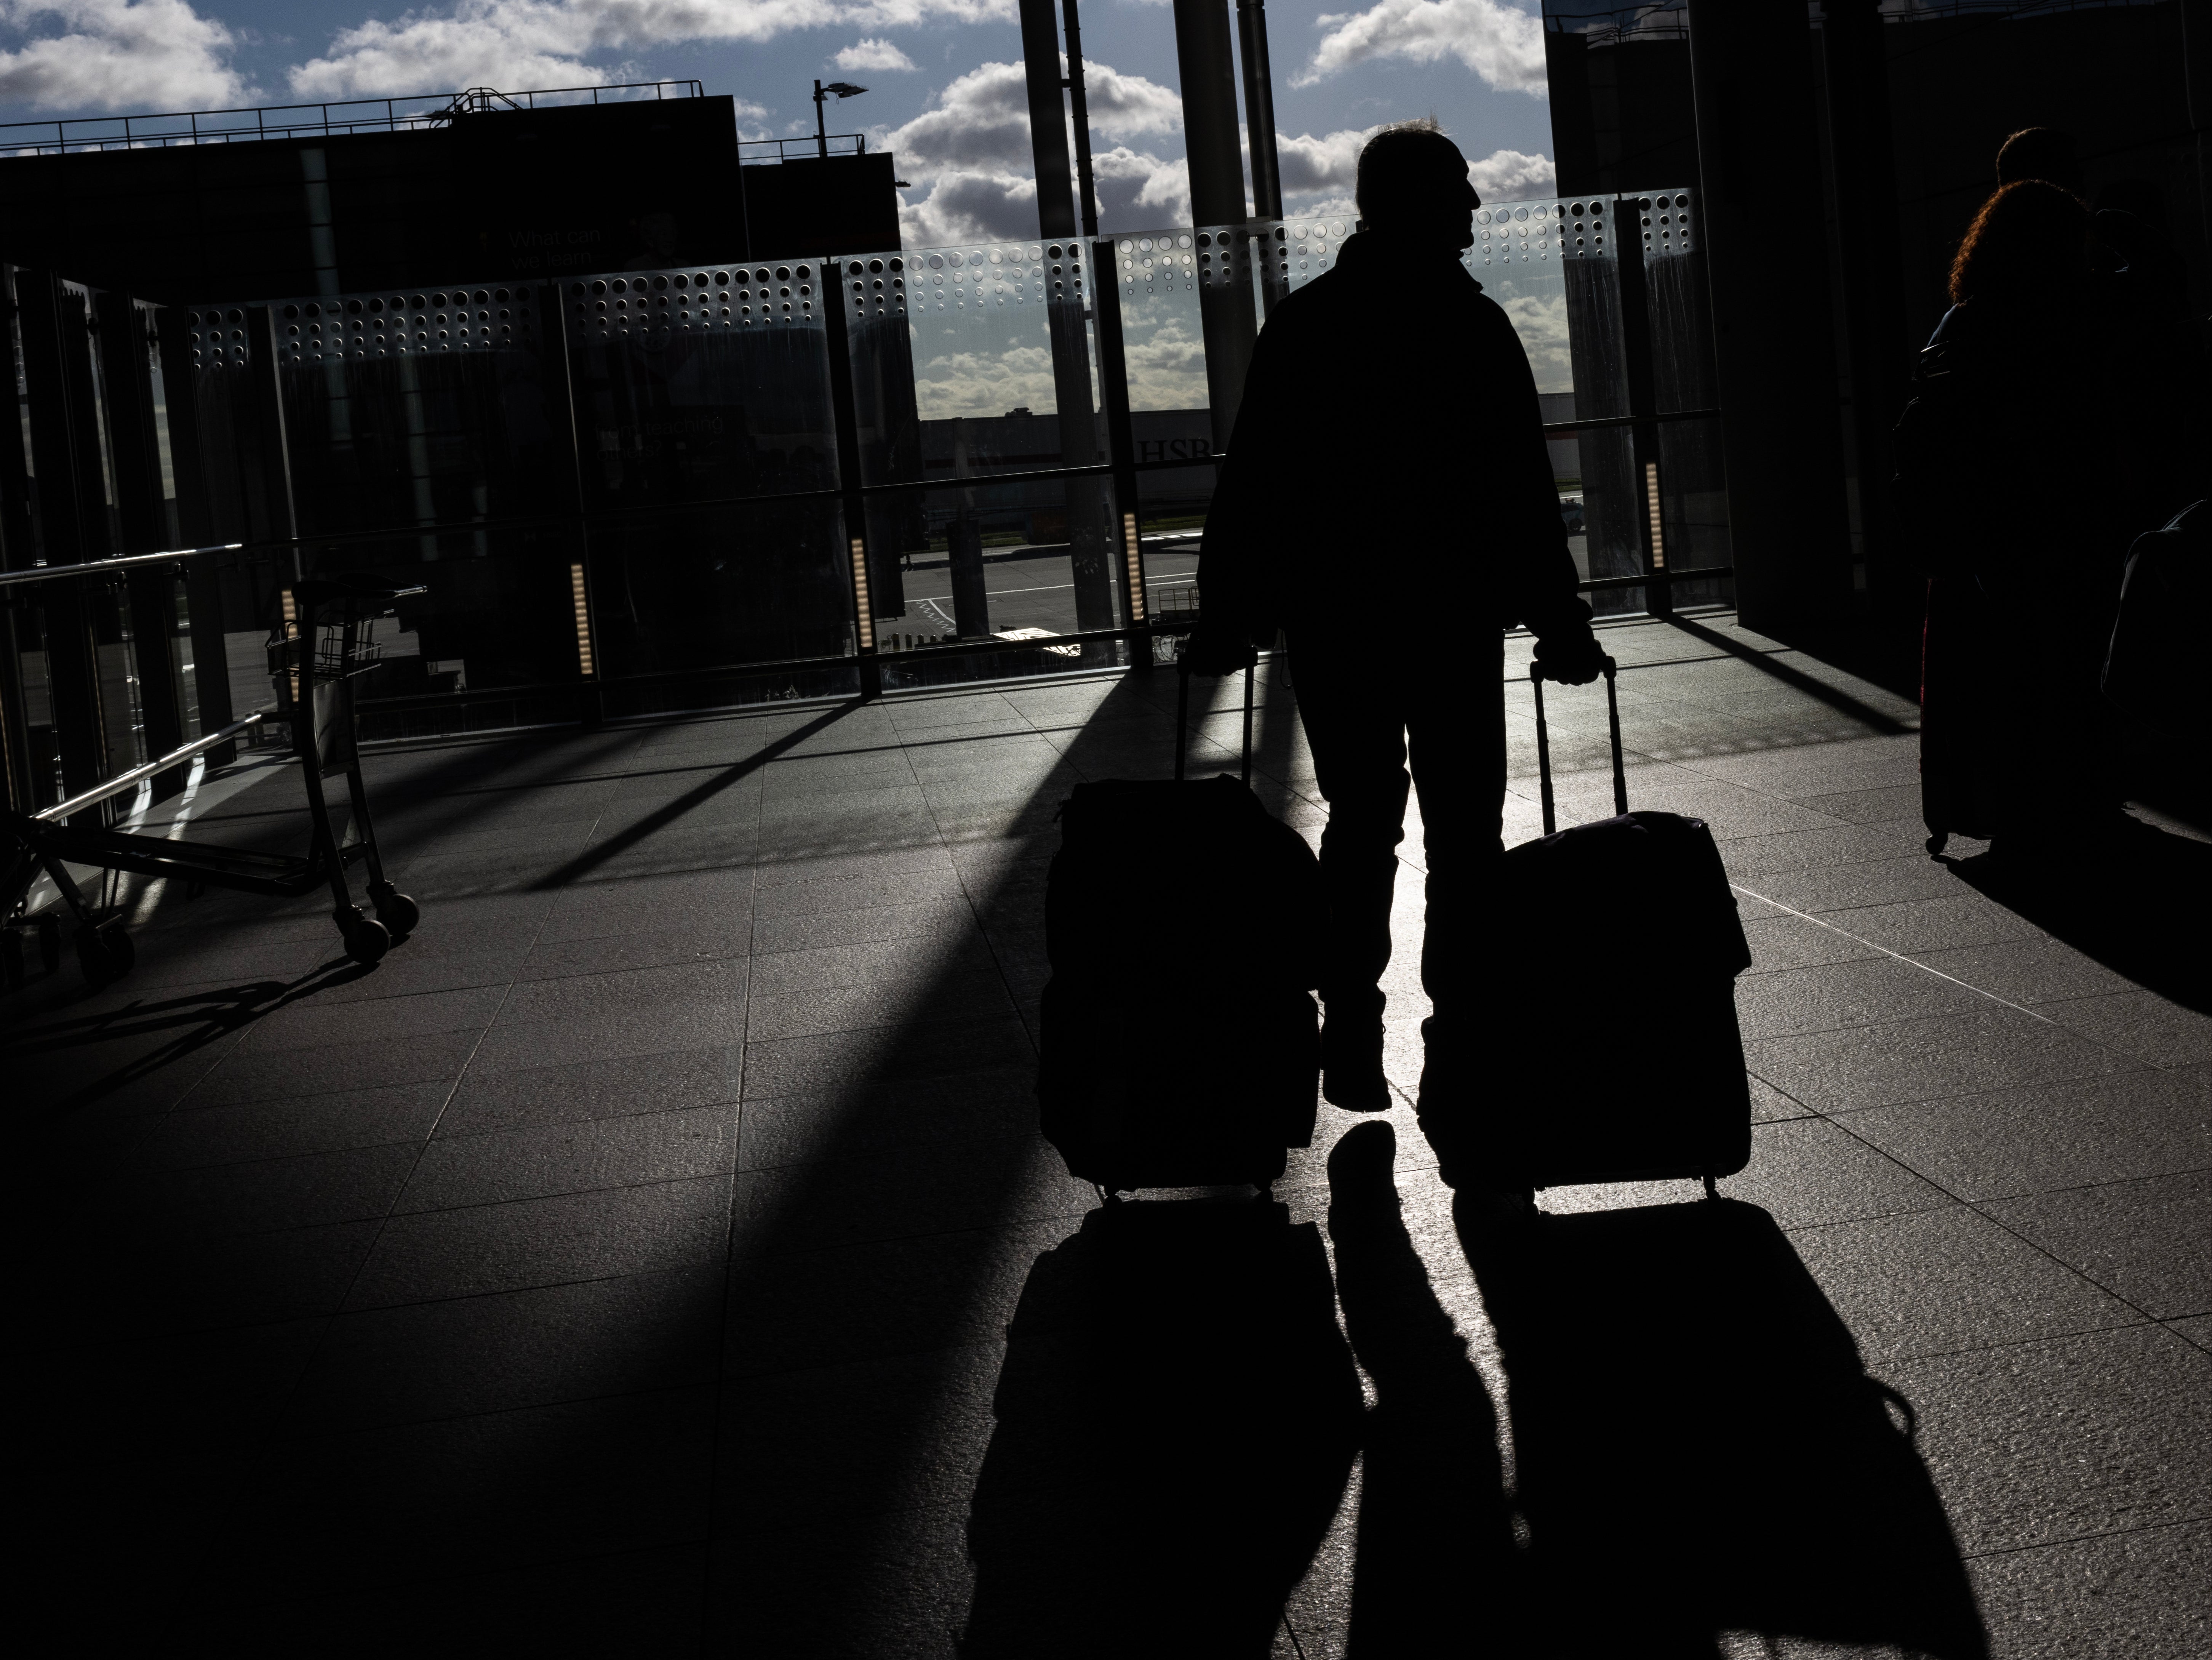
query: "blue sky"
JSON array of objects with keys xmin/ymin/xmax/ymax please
[{"xmin": 0, "ymin": 0, "xmax": 1559, "ymax": 239}]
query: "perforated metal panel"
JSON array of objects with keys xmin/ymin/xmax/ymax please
[
  {"xmin": 185, "ymin": 286, "xmax": 545, "ymax": 368},
  {"xmin": 1633, "ymin": 190, "xmax": 1698, "ymax": 259},
  {"xmin": 185, "ymin": 306, "xmax": 253, "ymax": 368},
  {"xmin": 1264, "ymin": 217, "xmax": 1352, "ymax": 289},
  {"xmin": 567, "ymin": 264, "xmax": 821, "ymax": 341}
]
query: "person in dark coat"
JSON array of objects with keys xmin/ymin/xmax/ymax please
[
  {"xmin": 1893, "ymin": 179, "xmax": 2143, "ymax": 854},
  {"xmin": 1184, "ymin": 122, "xmax": 1603, "ymax": 1120}
]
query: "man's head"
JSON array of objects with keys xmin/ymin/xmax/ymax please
[
  {"xmin": 1995, "ymin": 127, "xmax": 2083, "ymax": 194},
  {"xmin": 1356, "ymin": 122, "xmax": 1480, "ymax": 250}
]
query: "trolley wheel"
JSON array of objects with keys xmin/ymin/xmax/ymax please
[
  {"xmin": 341, "ymin": 916, "xmax": 392, "ymax": 967},
  {"xmin": 75, "ymin": 922, "xmax": 134, "ymax": 988},
  {"xmin": 371, "ymin": 890, "xmax": 420, "ymax": 939},
  {"xmin": 38, "ymin": 914, "xmax": 63, "ymax": 973}
]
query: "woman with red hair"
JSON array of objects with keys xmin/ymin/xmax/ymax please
[{"xmin": 1894, "ymin": 180, "xmax": 2142, "ymax": 856}]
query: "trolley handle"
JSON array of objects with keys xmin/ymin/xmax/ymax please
[
  {"xmin": 1529, "ymin": 654, "xmax": 1625, "ymax": 836},
  {"xmin": 1174, "ymin": 643, "xmax": 1259, "ymax": 786}
]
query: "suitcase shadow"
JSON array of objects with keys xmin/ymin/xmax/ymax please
[
  {"xmin": 1458, "ymin": 1195, "xmax": 1990, "ymax": 1659},
  {"xmin": 961, "ymin": 1197, "xmax": 1362, "ymax": 1659}
]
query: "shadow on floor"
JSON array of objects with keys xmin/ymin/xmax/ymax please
[
  {"xmin": 1459, "ymin": 1194, "xmax": 1988, "ymax": 1660},
  {"xmin": 1944, "ymin": 824, "xmax": 2212, "ymax": 1013},
  {"xmin": 1326, "ymin": 1121, "xmax": 1525, "ymax": 1655},
  {"xmin": 962, "ymin": 1195, "xmax": 1361, "ymax": 1658},
  {"xmin": 1659, "ymin": 614, "xmax": 1916, "ymax": 736}
]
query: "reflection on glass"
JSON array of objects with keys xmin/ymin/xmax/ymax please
[
  {"xmin": 562, "ymin": 264, "xmax": 837, "ymax": 508},
  {"xmin": 841, "ymin": 235, "xmax": 1121, "ymax": 653},
  {"xmin": 867, "ymin": 479, "xmax": 1134, "ymax": 654},
  {"xmin": 844, "ymin": 236, "xmax": 1091, "ymax": 450},
  {"xmin": 584, "ymin": 502, "xmax": 853, "ymax": 677},
  {"xmin": 1111, "ymin": 224, "xmax": 1226, "ymax": 419}
]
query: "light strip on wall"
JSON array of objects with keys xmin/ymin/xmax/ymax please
[
  {"xmin": 849, "ymin": 536, "xmax": 875, "ymax": 650},
  {"xmin": 1121, "ymin": 511, "xmax": 1146, "ymax": 623},
  {"xmin": 279, "ymin": 587, "xmax": 299, "ymax": 704},
  {"xmin": 569, "ymin": 562, "xmax": 594, "ymax": 676},
  {"xmin": 1644, "ymin": 461, "xmax": 1667, "ymax": 571}
]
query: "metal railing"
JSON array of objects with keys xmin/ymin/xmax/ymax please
[
  {"xmin": 739, "ymin": 134, "xmax": 869, "ymax": 162},
  {"xmin": 0, "ymin": 82, "xmax": 705, "ymax": 157}
]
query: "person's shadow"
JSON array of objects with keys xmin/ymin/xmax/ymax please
[
  {"xmin": 1326, "ymin": 1121, "xmax": 1527, "ymax": 1655},
  {"xmin": 1942, "ymin": 820, "xmax": 2210, "ymax": 1013},
  {"xmin": 961, "ymin": 1194, "xmax": 1362, "ymax": 1658},
  {"xmin": 1458, "ymin": 1188, "xmax": 1990, "ymax": 1658}
]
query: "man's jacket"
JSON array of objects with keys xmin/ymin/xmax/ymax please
[{"xmin": 1195, "ymin": 230, "xmax": 1591, "ymax": 645}]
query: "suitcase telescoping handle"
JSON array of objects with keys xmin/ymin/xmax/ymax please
[
  {"xmin": 1530, "ymin": 654, "xmax": 1626, "ymax": 836},
  {"xmin": 1173, "ymin": 648, "xmax": 1257, "ymax": 787}
]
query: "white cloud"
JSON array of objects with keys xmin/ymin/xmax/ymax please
[
  {"xmin": 1468, "ymin": 145, "xmax": 1552, "ymax": 198},
  {"xmin": 834, "ymin": 36, "xmax": 913, "ymax": 72},
  {"xmin": 1269, "ymin": 126, "xmax": 1555, "ymax": 211},
  {"xmin": 883, "ymin": 56, "xmax": 1191, "ymax": 248},
  {"xmin": 288, "ymin": 0, "xmax": 1014, "ymax": 100},
  {"xmin": 1296, "ymin": 0, "xmax": 1546, "ymax": 94},
  {"xmin": 1273, "ymin": 125, "xmax": 1369, "ymax": 198},
  {"xmin": 0, "ymin": 0, "xmax": 247, "ymax": 111}
]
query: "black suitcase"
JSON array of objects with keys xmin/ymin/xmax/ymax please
[
  {"xmin": 1037, "ymin": 658, "xmax": 1322, "ymax": 1193},
  {"xmin": 1430, "ymin": 656, "xmax": 1754, "ymax": 1195}
]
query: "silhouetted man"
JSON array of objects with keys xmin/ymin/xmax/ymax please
[{"xmin": 1184, "ymin": 122, "xmax": 1604, "ymax": 1115}]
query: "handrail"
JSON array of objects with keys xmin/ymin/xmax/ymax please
[
  {"xmin": 1542, "ymin": 408, "xmax": 1721, "ymax": 436},
  {"xmin": 739, "ymin": 135, "xmax": 868, "ymax": 162},
  {"xmin": 0, "ymin": 543, "xmax": 242, "ymax": 589},
  {"xmin": 0, "ymin": 82, "xmax": 704, "ymax": 156},
  {"xmin": 1581, "ymin": 565, "xmax": 1732, "ymax": 592},
  {"xmin": 33, "ymin": 713, "xmax": 267, "ymax": 823}
]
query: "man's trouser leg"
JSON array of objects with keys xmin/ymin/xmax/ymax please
[
  {"xmin": 1408, "ymin": 647, "xmax": 1506, "ymax": 1110},
  {"xmin": 1284, "ymin": 640, "xmax": 1409, "ymax": 1020}
]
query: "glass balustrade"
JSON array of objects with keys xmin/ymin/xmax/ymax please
[{"xmin": 111, "ymin": 194, "xmax": 1724, "ymax": 747}]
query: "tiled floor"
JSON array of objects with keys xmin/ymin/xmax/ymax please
[{"xmin": 11, "ymin": 611, "xmax": 2207, "ymax": 1655}]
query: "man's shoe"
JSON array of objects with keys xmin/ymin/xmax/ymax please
[{"xmin": 1321, "ymin": 1010, "xmax": 1392, "ymax": 1112}]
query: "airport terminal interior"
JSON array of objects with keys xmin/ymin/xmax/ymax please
[{"xmin": 4, "ymin": 0, "xmax": 2206, "ymax": 1652}]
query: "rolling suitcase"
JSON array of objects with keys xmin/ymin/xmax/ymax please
[
  {"xmin": 1430, "ymin": 656, "xmax": 1755, "ymax": 1196},
  {"xmin": 1038, "ymin": 656, "xmax": 1322, "ymax": 1194}
]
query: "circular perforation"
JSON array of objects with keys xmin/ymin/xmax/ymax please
[
  {"xmin": 900, "ymin": 242, "xmax": 1069, "ymax": 314},
  {"xmin": 565, "ymin": 265, "xmax": 821, "ymax": 339}
]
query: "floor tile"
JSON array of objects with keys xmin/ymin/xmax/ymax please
[
  {"xmin": 1732, "ymin": 955, "xmax": 1990, "ymax": 1041},
  {"xmin": 2034, "ymin": 990, "xmax": 2211, "ymax": 1069},
  {"xmin": 1738, "ymin": 913, "xmax": 1887, "ymax": 976},
  {"xmin": 1789, "ymin": 1202, "xmax": 2143, "ymax": 1363},
  {"xmin": 437, "ymin": 1044, "xmax": 743, "ymax": 1135},
  {"xmin": 1967, "ymin": 1518, "xmax": 2209, "ymax": 1660},
  {"xmin": 85, "ymin": 1140, "xmax": 422, "ymax": 1242},
  {"xmin": 283, "ymin": 1264, "xmax": 725, "ymax": 1433},
  {"xmin": 1911, "ymin": 936, "xmax": 2142, "ymax": 1007},
  {"xmin": 344, "ymin": 1175, "xmax": 734, "ymax": 1308},
  {"xmin": 1886, "ymin": 1323, "xmax": 2210, "ymax": 1557},
  {"xmin": 123, "ymin": 1080, "xmax": 450, "ymax": 1170},
  {"xmin": 1840, "ymin": 1067, "xmax": 2209, "ymax": 1200},
  {"xmin": 188, "ymin": 1024, "xmax": 482, "ymax": 1108},
  {"xmin": 1982, "ymin": 1172, "xmax": 2211, "ymax": 1320},
  {"xmin": 238, "ymin": 983, "xmax": 509, "ymax": 1054},
  {"xmin": 1541, "ymin": 1116, "xmax": 1950, "ymax": 1230},
  {"xmin": 1787, "ymin": 891, "xmax": 2047, "ymax": 956},
  {"xmin": 240, "ymin": 1385, "xmax": 718, "ymax": 1594},
  {"xmin": 396, "ymin": 1104, "xmax": 739, "ymax": 1212},
  {"xmin": 1745, "ymin": 1005, "xmax": 2142, "ymax": 1115}
]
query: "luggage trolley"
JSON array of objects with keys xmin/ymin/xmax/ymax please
[{"xmin": 3, "ymin": 574, "xmax": 423, "ymax": 987}]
